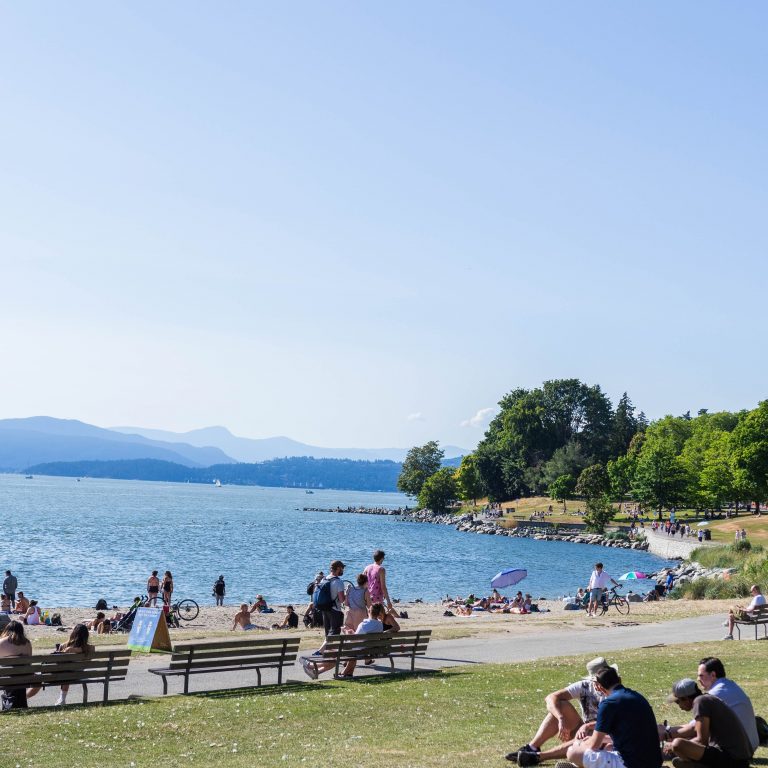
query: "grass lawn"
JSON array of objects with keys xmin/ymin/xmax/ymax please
[{"xmin": 3, "ymin": 642, "xmax": 767, "ymax": 767}]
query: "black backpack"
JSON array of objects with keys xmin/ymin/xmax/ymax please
[
  {"xmin": 306, "ymin": 581, "xmax": 316, "ymax": 596},
  {"xmin": 312, "ymin": 578, "xmax": 334, "ymax": 611},
  {"xmin": 94, "ymin": 599, "xmax": 108, "ymax": 610}
]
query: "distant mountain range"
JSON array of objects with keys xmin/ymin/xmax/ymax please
[
  {"xmin": 0, "ymin": 417, "xmax": 468, "ymax": 474},
  {"xmin": 111, "ymin": 425, "xmax": 469, "ymax": 464}
]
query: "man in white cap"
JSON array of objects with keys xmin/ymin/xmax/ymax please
[
  {"xmin": 506, "ymin": 657, "xmax": 618, "ymax": 766},
  {"xmin": 661, "ymin": 677, "xmax": 752, "ymax": 768}
]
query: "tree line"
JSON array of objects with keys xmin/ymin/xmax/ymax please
[{"xmin": 398, "ymin": 378, "xmax": 768, "ymax": 529}]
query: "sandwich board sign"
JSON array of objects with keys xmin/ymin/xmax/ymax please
[{"xmin": 127, "ymin": 607, "xmax": 172, "ymax": 653}]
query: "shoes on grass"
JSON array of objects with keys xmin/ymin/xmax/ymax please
[
  {"xmin": 517, "ymin": 749, "xmax": 541, "ymax": 766},
  {"xmin": 301, "ymin": 658, "xmax": 319, "ymax": 680},
  {"xmin": 722, "ymin": 634, "xmax": 733, "ymax": 640},
  {"xmin": 505, "ymin": 744, "xmax": 537, "ymax": 763},
  {"xmin": 553, "ymin": 762, "xmax": 578, "ymax": 768}
]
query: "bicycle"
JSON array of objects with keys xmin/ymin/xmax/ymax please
[
  {"xmin": 597, "ymin": 587, "xmax": 630, "ymax": 616},
  {"xmin": 170, "ymin": 598, "xmax": 200, "ymax": 623}
]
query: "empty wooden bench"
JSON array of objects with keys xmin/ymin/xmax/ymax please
[
  {"xmin": 149, "ymin": 636, "xmax": 301, "ymax": 694},
  {"xmin": 0, "ymin": 648, "xmax": 132, "ymax": 705},
  {"xmin": 734, "ymin": 604, "xmax": 768, "ymax": 640},
  {"xmin": 303, "ymin": 629, "xmax": 432, "ymax": 678}
]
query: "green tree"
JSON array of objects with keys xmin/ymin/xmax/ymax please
[
  {"xmin": 576, "ymin": 464, "xmax": 610, "ymax": 501},
  {"xmin": 454, "ymin": 454, "xmax": 483, "ymax": 505},
  {"xmin": 418, "ymin": 467, "xmax": 458, "ymax": 513},
  {"xmin": 731, "ymin": 401, "xmax": 768, "ymax": 508},
  {"xmin": 609, "ymin": 392, "xmax": 638, "ymax": 457},
  {"xmin": 607, "ymin": 454, "xmax": 636, "ymax": 500},
  {"xmin": 699, "ymin": 431, "xmax": 737, "ymax": 509},
  {"xmin": 541, "ymin": 440, "xmax": 591, "ymax": 489},
  {"xmin": 548, "ymin": 473, "xmax": 576, "ymax": 512},
  {"xmin": 397, "ymin": 441, "xmax": 444, "ymax": 497},
  {"xmin": 583, "ymin": 494, "xmax": 616, "ymax": 533},
  {"xmin": 631, "ymin": 441, "xmax": 690, "ymax": 514}
]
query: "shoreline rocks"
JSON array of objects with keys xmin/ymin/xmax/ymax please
[{"xmin": 302, "ymin": 506, "xmax": 411, "ymax": 515}]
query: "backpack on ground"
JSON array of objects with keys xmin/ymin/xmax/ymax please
[
  {"xmin": 94, "ymin": 598, "xmax": 108, "ymax": 610},
  {"xmin": 312, "ymin": 578, "xmax": 335, "ymax": 611}
]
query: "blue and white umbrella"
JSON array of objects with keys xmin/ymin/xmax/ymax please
[{"xmin": 491, "ymin": 568, "xmax": 528, "ymax": 589}]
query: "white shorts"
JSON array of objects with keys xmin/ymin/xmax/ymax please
[{"xmin": 582, "ymin": 749, "xmax": 625, "ymax": 768}]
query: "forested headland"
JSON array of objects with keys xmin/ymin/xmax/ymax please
[{"xmin": 399, "ymin": 378, "xmax": 768, "ymax": 529}]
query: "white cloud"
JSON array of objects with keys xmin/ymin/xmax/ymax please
[
  {"xmin": 406, "ymin": 412, "xmax": 425, "ymax": 422},
  {"xmin": 460, "ymin": 407, "xmax": 495, "ymax": 428}
]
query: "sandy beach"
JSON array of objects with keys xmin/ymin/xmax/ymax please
[{"xmin": 16, "ymin": 596, "xmax": 734, "ymax": 649}]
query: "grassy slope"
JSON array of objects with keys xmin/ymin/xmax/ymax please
[{"xmin": 2, "ymin": 642, "xmax": 767, "ymax": 768}]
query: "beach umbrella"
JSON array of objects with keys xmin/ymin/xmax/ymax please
[
  {"xmin": 696, "ymin": 521, "xmax": 710, "ymax": 527},
  {"xmin": 491, "ymin": 568, "xmax": 527, "ymax": 589},
  {"xmin": 618, "ymin": 571, "xmax": 648, "ymax": 580}
]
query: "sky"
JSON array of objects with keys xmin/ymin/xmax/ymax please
[{"xmin": 1, "ymin": 3, "xmax": 766, "ymax": 451}]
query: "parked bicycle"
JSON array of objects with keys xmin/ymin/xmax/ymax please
[{"xmin": 170, "ymin": 598, "xmax": 200, "ymax": 622}]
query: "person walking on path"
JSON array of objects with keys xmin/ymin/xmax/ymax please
[
  {"xmin": 363, "ymin": 550, "xmax": 392, "ymax": 610},
  {"xmin": 314, "ymin": 560, "xmax": 346, "ymax": 637},
  {"xmin": 586, "ymin": 562, "xmax": 619, "ymax": 617},
  {"xmin": 213, "ymin": 575, "xmax": 226, "ymax": 606},
  {"xmin": 567, "ymin": 666, "xmax": 662, "ymax": 768},
  {"xmin": 3, "ymin": 571, "xmax": 17, "ymax": 610}
]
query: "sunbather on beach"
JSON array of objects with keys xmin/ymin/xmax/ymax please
[
  {"xmin": 231, "ymin": 603, "xmax": 262, "ymax": 631},
  {"xmin": 271, "ymin": 605, "xmax": 299, "ymax": 629}
]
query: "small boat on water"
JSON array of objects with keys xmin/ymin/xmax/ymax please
[
  {"xmin": 306, "ymin": 490, "xmax": 314, "ymax": 494},
  {"xmin": 214, "ymin": 479, "xmax": 222, "ymax": 487},
  {"xmin": 25, "ymin": 475, "xmax": 33, "ymax": 480}
]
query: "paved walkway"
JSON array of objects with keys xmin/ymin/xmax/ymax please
[{"xmin": 25, "ymin": 612, "xmax": 728, "ymax": 707}]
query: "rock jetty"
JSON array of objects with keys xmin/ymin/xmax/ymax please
[
  {"xmin": 400, "ymin": 510, "xmax": 649, "ymax": 550},
  {"xmin": 303, "ymin": 506, "xmax": 411, "ymax": 515}
]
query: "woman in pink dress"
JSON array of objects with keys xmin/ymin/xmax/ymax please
[{"xmin": 363, "ymin": 550, "xmax": 392, "ymax": 609}]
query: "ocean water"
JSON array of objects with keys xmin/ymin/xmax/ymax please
[{"xmin": 1, "ymin": 475, "xmax": 671, "ymax": 606}]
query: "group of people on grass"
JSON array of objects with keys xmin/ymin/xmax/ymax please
[{"xmin": 505, "ymin": 655, "xmax": 760, "ymax": 768}]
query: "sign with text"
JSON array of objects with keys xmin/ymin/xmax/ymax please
[{"xmin": 127, "ymin": 607, "xmax": 172, "ymax": 653}]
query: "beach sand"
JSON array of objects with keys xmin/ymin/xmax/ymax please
[{"xmin": 17, "ymin": 597, "xmax": 733, "ymax": 649}]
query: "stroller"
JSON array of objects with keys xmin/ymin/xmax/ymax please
[{"xmin": 113, "ymin": 596, "xmax": 145, "ymax": 633}]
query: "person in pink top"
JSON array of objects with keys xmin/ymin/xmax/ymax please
[{"xmin": 363, "ymin": 550, "xmax": 392, "ymax": 609}]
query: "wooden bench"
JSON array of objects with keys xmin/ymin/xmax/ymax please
[
  {"xmin": 0, "ymin": 648, "xmax": 132, "ymax": 704},
  {"xmin": 149, "ymin": 636, "xmax": 300, "ymax": 694},
  {"xmin": 733, "ymin": 604, "xmax": 768, "ymax": 640},
  {"xmin": 303, "ymin": 630, "xmax": 432, "ymax": 678}
]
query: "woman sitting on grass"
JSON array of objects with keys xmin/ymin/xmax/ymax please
[{"xmin": 27, "ymin": 623, "xmax": 94, "ymax": 706}]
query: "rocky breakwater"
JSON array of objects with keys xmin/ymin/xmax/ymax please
[
  {"xmin": 657, "ymin": 561, "xmax": 737, "ymax": 586},
  {"xmin": 400, "ymin": 511, "xmax": 649, "ymax": 550},
  {"xmin": 303, "ymin": 506, "xmax": 410, "ymax": 515}
]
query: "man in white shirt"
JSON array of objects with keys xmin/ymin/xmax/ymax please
[
  {"xmin": 587, "ymin": 563, "xmax": 620, "ymax": 617},
  {"xmin": 696, "ymin": 656, "xmax": 759, "ymax": 754},
  {"xmin": 724, "ymin": 584, "xmax": 766, "ymax": 639}
]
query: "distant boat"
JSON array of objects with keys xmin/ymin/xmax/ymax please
[
  {"xmin": 214, "ymin": 479, "xmax": 222, "ymax": 487},
  {"xmin": 25, "ymin": 475, "xmax": 33, "ymax": 479},
  {"xmin": 306, "ymin": 490, "xmax": 314, "ymax": 494}
]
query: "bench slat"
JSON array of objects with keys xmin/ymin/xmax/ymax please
[
  {"xmin": 164, "ymin": 654, "xmax": 298, "ymax": 671},
  {"xmin": 172, "ymin": 638, "xmax": 300, "ymax": 652}
]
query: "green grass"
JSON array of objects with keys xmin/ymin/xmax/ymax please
[{"xmin": 3, "ymin": 642, "xmax": 767, "ymax": 767}]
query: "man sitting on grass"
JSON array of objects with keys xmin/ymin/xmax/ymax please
[
  {"xmin": 566, "ymin": 666, "xmax": 661, "ymax": 768},
  {"xmin": 506, "ymin": 657, "xmax": 617, "ymax": 765},
  {"xmin": 661, "ymin": 677, "xmax": 751, "ymax": 768},
  {"xmin": 723, "ymin": 584, "xmax": 765, "ymax": 640}
]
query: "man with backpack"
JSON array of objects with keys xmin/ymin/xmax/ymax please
[
  {"xmin": 213, "ymin": 575, "xmax": 226, "ymax": 606},
  {"xmin": 313, "ymin": 560, "xmax": 346, "ymax": 637}
]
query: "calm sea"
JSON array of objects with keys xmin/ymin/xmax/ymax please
[{"xmin": 1, "ymin": 474, "xmax": 671, "ymax": 606}]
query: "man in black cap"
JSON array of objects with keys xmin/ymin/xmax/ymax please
[{"xmin": 661, "ymin": 677, "xmax": 752, "ymax": 768}]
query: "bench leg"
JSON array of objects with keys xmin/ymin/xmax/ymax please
[
  {"xmin": 277, "ymin": 665, "xmax": 282, "ymax": 686},
  {"xmin": 161, "ymin": 675, "xmax": 168, "ymax": 696},
  {"xmin": 183, "ymin": 674, "xmax": 190, "ymax": 695},
  {"xmin": 256, "ymin": 669, "xmax": 262, "ymax": 687},
  {"xmin": 103, "ymin": 679, "xmax": 109, "ymax": 704},
  {"xmin": 82, "ymin": 683, "xmax": 88, "ymax": 704}
]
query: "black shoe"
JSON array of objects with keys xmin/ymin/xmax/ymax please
[
  {"xmin": 517, "ymin": 751, "xmax": 540, "ymax": 767},
  {"xmin": 505, "ymin": 746, "xmax": 535, "ymax": 763}
]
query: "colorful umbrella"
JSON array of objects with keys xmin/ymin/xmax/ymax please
[
  {"xmin": 491, "ymin": 568, "xmax": 528, "ymax": 589},
  {"xmin": 618, "ymin": 571, "xmax": 648, "ymax": 580},
  {"xmin": 696, "ymin": 521, "xmax": 710, "ymax": 527}
]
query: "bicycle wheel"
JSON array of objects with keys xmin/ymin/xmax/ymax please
[
  {"xmin": 175, "ymin": 599, "xmax": 199, "ymax": 621},
  {"xmin": 613, "ymin": 596, "xmax": 630, "ymax": 615}
]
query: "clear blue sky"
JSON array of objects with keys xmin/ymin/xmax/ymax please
[{"xmin": 1, "ymin": 3, "xmax": 766, "ymax": 450}]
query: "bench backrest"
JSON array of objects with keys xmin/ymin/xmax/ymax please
[
  {"xmin": 321, "ymin": 630, "xmax": 431, "ymax": 662},
  {"xmin": 738, "ymin": 604, "xmax": 768, "ymax": 621},
  {"xmin": 167, "ymin": 636, "xmax": 301, "ymax": 672},
  {"xmin": 0, "ymin": 648, "xmax": 132, "ymax": 688}
]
